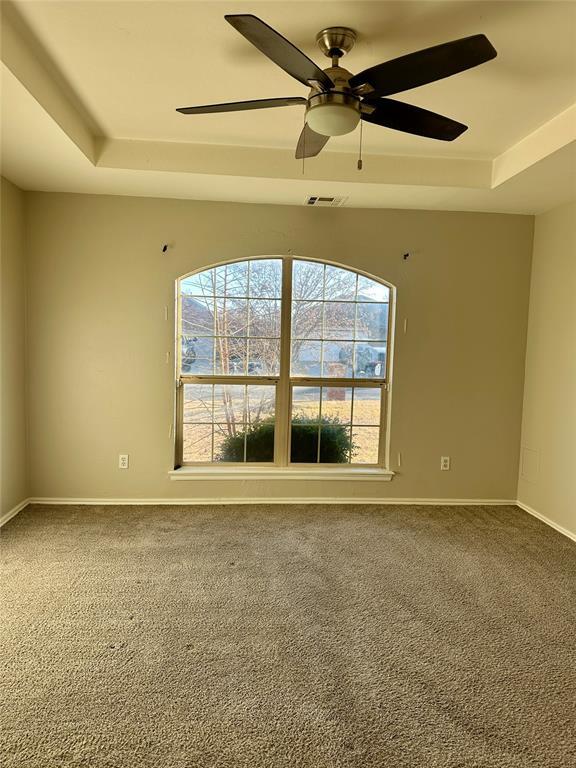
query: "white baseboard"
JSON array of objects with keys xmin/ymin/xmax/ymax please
[
  {"xmin": 0, "ymin": 498, "xmax": 31, "ymax": 528},
  {"xmin": 516, "ymin": 500, "xmax": 576, "ymax": 543},
  {"xmin": 28, "ymin": 496, "xmax": 515, "ymax": 506},
  {"xmin": 4, "ymin": 498, "xmax": 573, "ymax": 545}
]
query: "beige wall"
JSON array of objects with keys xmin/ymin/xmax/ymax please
[
  {"xmin": 517, "ymin": 201, "xmax": 576, "ymax": 536},
  {"xmin": 1, "ymin": 177, "xmax": 28, "ymax": 517},
  {"xmin": 25, "ymin": 192, "xmax": 533, "ymax": 501}
]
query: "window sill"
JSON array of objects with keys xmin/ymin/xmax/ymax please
[{"xmin": 169, "ymin": 467, "xmax": 395, "ymax": 482}]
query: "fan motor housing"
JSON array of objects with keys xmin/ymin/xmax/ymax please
[{"xmin": 322, "ymin": 65, "xmax": 355, "ymax": 92}]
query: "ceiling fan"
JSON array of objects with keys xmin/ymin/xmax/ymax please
[{"xmin": 176, "ymin": 15, "xmax": 497, "ymax": 159}]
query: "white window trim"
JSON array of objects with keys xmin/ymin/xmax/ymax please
[
  {"xmin": 169, "ymin": 467, "xmax": 395, "ymax": 481},
  {"xmin": 174, "ymin": 255, "xmax": 395, "ymax": 475}
]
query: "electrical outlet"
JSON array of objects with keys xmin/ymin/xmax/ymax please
[
  {"xmin": 119, "ymin": 454, "xmax": 129, "ymax": 469},
  {"xmin": 440, "ymin": 456, "xmax": 450, "ymax": 471}
]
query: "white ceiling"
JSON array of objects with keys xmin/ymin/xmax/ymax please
[{"xmin": 1, "ymin": 0, "xmax": 576, "ymax": 212}]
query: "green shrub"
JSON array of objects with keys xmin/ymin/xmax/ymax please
[
  {"xmin": 290, "ymin": 414, "xmax": 354, "ymax": 463},
  {"xmin": 217, "ymin": 418, "xmax": 275, "ymax": 463},
  {"xmin": 216, "ymin": 415, "xmax": 354, "ymax": 464}
]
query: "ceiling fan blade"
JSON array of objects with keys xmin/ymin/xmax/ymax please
[
  {"xmin": 361, "ymin": 98, "xmax": 467, "ymax": 141},
  {"xmin": 225, "ymin": 14, "xmax": 332, "ymax": 90},
  {"xmin": 177, "ymin": 97, "xmax": 306, "ymax": 115},
  {"xmin": 350, "ymin": 34, "xmax": 497, "ymax": 97},
  {"xmin": 295, "ymin": 123, "xmax": 329, "ymax": 159}
]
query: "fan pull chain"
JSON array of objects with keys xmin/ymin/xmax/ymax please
[
  {"xmin": 357, "ymin": 119, "xmax": 363, "ymax": 171},
  {"xmin": 302, "ymin": 116, "xmax": 306, "ymax": 175}
]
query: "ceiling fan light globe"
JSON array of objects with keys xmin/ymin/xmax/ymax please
[{"xmin": 306, "ymin": 103, "xmax": 360, "ymax": 136}]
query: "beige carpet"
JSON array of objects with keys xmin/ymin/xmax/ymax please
[{"xmin": 1, "ymin": 503, "xmax": 575, "ymax": 768}]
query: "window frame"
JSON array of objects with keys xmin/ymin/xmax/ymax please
[{"xmin": 175, "ymin": 256, "xmax": 394, "ymax": 470}]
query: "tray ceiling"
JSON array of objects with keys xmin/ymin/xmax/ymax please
[{"xmin": 2, "ymin": 1, "xmax": 575, "ymax": 212}]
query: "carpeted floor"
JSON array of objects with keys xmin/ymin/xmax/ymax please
[{"xmin": 1, "ymin": 504, "xmax": 575, "ymax": 768}]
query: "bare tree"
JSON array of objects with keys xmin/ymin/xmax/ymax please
[{"xmin": 181, "ymin": 260, "xmax": 387, "ymax": 442}]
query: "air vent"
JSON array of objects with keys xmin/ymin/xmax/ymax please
[{"xmin": 305, "ymin": 195, "xmax": 348, "ymax": 207}]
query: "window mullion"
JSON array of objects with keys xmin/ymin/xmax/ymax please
[
  {"xmin": 176, "ymin": 381, "xmax": 184, "ymax": 468},
  {"xmin": 210, "ymin": 382, "xmax": 215, "ymax": 462},
  {"xmin": 317, "ymin": 385, "xmax": 323, "ymax": 463},
  {"xmin": 276, "ymin": 257, "xmax": 293, "ymax": 466},
  {"xmin": 180, "ymin": 375, "xmax": 279, "ymax": 385},
  {"xmin": 349, "ymin": 387, "xmax": 355, "ymax": 465}
]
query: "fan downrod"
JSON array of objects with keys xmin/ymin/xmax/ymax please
[{"xmin": 316, "ymin": 27, "xmax": 356, "ymax": 63}]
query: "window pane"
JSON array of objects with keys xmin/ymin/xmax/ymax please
[
  {"xmin": 215, "ymin": 262, "xmax": 248, "ymax": 297},
  {"xmin": 352, "ymin": 427, "xmax": 380, "ymax": 463},
  {"xmin": 322, "ymin": 341, "xmax": 352, "ymax": 377},
  {"xmin": 181, "ymin": 337, "xmax": 214, "ymax": 375},
  {"xmin": 215, "ymin": 298, "xmax": 248, "ymax": 337},
  {"xmin": 248, "ymin": 340, "xmax": 276, "ymax": 376},
  {"xmin": 215, "ymin": 337, "xmax": 247, "ymax": 375},
  {"xmin": 357, "ymin": 276, "xmax": 389, "ymax": 302},
  {"xmin": 289, "ymin": 260, "xmax": 389, "ymax": 380},
  {"xmin": 214, "ymin": 422, "xmax": 275, "ymax": 463},
  {"xmin": 291, "ymin": 386, "xmax": 321, "ymax": 421},
  {"xmin": 179, "ymin": 260, "xmax": 283, "ymax": 380},
  {"xmin": 247, "ymin": 337, "xmax": 280, "ymax": 376},
  {"xmin": 184, "ymin": 384, "xmax": 276, "ymax": 464},
  {"xmin": 356, "ymin": 303, "xmax": 388, "ymax": 341},
  {"xmin": 213, "ymin": 424, "xmax": 241, "ymax": 463},
  {"xmin": 291, "ymin": 340, "xmax": 321, "ymax": 376},
  {"xmin": 245, "ymin": 386, "xmax": 276, "ymax": 461},
  {"xmin": 293, "ymin": 260, "xmax": 324, "ymax": 300},
  {"xmin": 324, "ymin": 302, "xmax": 355, "ymax": 339},
  {"xmin": 320, "ymin": 424, "xmax": 351, "ymax": 463},
  {"xmin": 249, "ymin": 299, "xmax": 280, "ymax": 338},
  {"xmin": 290, "ymin": 387, "xmax": 354, "ymax": 465},
  {"xmin": 183, "ymin": 424, "xmax": 212, "ymax": 462},
  {"xmin": 181, "ymin": 269, "xmax": 215, "ymax": 297},
  {"xmin": 321, "ymin": 387, "xmax": 352, "ymax": 424},
  {"xmin": 324, "ymin": 266, "xmax": 357, "ymax": 301},
  {"xmin": 353, "ymin": 388, "xmax": 381, "ymax": 426},
  {"xmin": 249, "ymin": 259, "xmax": 282, "ymax": 298},
  {"xmin": 292, "ymin": 301, "xmax": 322, "ymax": 340},
  {"xmin": 183, "ymin": 384, "xmax": 213, "ymax": 423},
  {"xmin": 290, "ymin": 424, "xmax": 319, "ymax": 463},
  {"xmin": 247, "ymin": 385, "xmax": 275, "ymax": 425},
  {"xmin": 182, "ymin": 295, "xmax": 214, "ymax": 338},
  {"xmin": 354, "ymin": 343, "xmax": 386, "ymax": 379},
  {"xmin": 213, "ymin": 384, "xmax": 246, "ymax": 424},
  {"xmin": 245, "ymin": 422, "xmax": 275, "ymax": 462}
]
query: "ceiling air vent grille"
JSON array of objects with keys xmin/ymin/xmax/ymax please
[{"xmin": 305, "ymin": 195, "xmax": 348, "ymax": 207}]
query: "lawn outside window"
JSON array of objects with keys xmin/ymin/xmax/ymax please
[{"xmin": 174, "ymin": 257, "xmax": 394, "ymax": 474}]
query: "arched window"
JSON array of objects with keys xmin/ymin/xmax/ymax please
[{"xmin": 176, "ymin": 257, "xmax": 392, "ymax": 468}]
